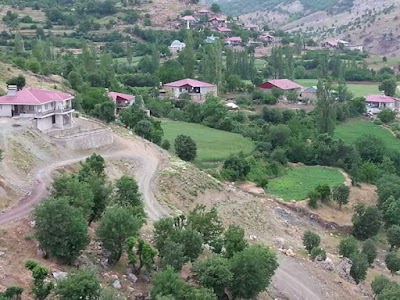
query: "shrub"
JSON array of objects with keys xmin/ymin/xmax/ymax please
[
  {"xmin": 315, "ymin": 184, "xmax": 331, "ymax": 203},
  {"xmin": 362, "ymin": 239, "xmax": 377, "ymax": 265},
  {"xmin": 307, "ymin": 191, "xmax": 319, "ymax": 209},
  {"xmin": 174, "ymin": 135, "xmax": 197, "ymax": 161},
  {"xmin": 302, "ymin": 231, "xmax": 320, "ymax": 253},
  {"xmin": 385, "ymin": 251, "xmax": 400, "ymax": 273},
  {"xmin": 350, "ymin": 252, "xmax": 369, "ymax": 284},
  {"xmin": 378, "ymin": 108, "xmax": 396, "ymax": 124},
  {"xmin": 387, "ymin": 225, "xmax": 400, "ymax": 250},
  {"xmin": 161, "ymin": 140, "xmax": 171, "ymax": 150},
  {"xmin": 338, "ymin": 236, "xmax": 359, "ymax": 258},
  {"xmin": 310, "ymin": 247, "xmax": 327, "ymax": 260}
]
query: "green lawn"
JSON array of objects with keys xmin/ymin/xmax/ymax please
[
  {"xmin": 295, "ymin": 79, "xmax": 380, "ymax": 97},
  {"xmin": 335, "ymin": 119, "xmax": 400, "ymax": 151},
  {"xmin": 268, "ymin": 166, "xmax": 345, "ymax": 201},
  {"xmin": 114, "ymin": 56, "xmax": 143, "ymax": 66},
  {"xmin": 161, "ymin": 121, "xmax": 254, "ymax": 162}
]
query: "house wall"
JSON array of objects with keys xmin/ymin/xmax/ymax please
[
  {"xmin": 200, "ymin": 86, "xmax": 218, "ymax": 97},
  {"xmin": 0, "ymin": 104, "xmax": 12, "ymax": 117},
  {"xmin": 300, "ymin": 92, "xmax": 318, "ymax": 103},
  {"xmin": 36, "ymin": 116, "xmax": 54, "ymax": 131},
  {"xmin": 53, "ymin": 128, "xmax": 113, "ymax": 150}
]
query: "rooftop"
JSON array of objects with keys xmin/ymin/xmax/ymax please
[
  {"xmin": 0, "ymin": 88, "xmax": 73, "ymax": 105},
  {"xmin": 108, "ymin": 92, "xmax": 135, "ymax": 102},
  {"xmin": 365, "ymin": 94, "xmax": 398, "ymax": 103},
  {"xmin": 182, "ymin": 15, "xmax": 196, "ymax": 21},
  {"xmin": 263, "ymin": 79, "xmax": 303, "ymax": 90},
  {"xmin": 164, "ymin": 78, "xmax": 216, "ymax": 88}
]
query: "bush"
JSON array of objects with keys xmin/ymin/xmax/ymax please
[
  {"xmin": 315, "ymin": 184, "xmax": 331, "ymax": 203},
  {"xmin": 271, "ymin": 87, "xmax": 284, "ymax": 99},
  {"xmin": 350, "ymin": 252, "xmax": 369, "ymax": 284},
  {"xmin": 378, "ymin": 108, "xmax": 396, "ymax": 124},
  {"xmin": 174, "ymin": 135, "xmax": 197, "ymax": 161},
  {"xmin": 310, "ymin": 247, "xmax": 327, "ymax": 260},
  {"xmin": 307, "ymin": 191, "xmax": 319, "ymax": 209},
  {"xmin": 161, "ymin": 140, "xmax": 171, "ymax": 150},
  {"xmin": 221, "ymin": 153, "xmax": 251, "ymax": 181},
  {"xmin": 387, "ymin": 225, "xmax": 400, "ymax": 250},
  {"xmin": 338, "ymin": 236, "xmax": 359, "ymax": 258},
  {"xmin": 302, "ymin": 231, "xmax": 320, "ymax": 253},
  {"xmin": 385, "ymin": 251, "xmax": 400, "ymax": 273},
  {"xmin": 362, "ymin": 239, "xmax": 377, "ymax": 265}
]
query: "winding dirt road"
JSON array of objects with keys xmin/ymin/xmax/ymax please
[{"xmin": 0, "ymin": 135, "xmax": 168, "ymax": 225}]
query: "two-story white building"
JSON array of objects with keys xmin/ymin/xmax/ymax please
[
  {"xmin": 0, "ymin": 86, "xmax": 74, "ymax": 132},
  {"xmin": 163, "ymin": 78, "xmax": 218, "ymax": 103}
]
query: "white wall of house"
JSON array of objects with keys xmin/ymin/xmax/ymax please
[
  {"xmin": 200, "ymin": 87, "xmax": 217, "ymax": 96},
  {"xmin": 0, "ymin": 104, "xmax": 12, "ymax": 117},
  {"xmin": 36, "ymin": 116, "xmax": 54, "ymax": 131}
]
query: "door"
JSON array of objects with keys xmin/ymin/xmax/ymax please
[{"xmin": 52, "ymin": 115, "xmax": 56, "ymax": 124}]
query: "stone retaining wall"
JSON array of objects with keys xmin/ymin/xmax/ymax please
[{"xmin": 52, "ymin": 127, "xmax": 113, "ymax": 150}]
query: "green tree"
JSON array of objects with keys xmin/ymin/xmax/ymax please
[
  {"xmin": 350, "ymin": 252, "xmax": 369, "ymax": 284},
  {"xmin": 115, "ymin": 175, "xmax": 142, "ymax": 208},
  {"xmin": 51, "ymin": 174, "xmax": 94, "ymax": 219},
  {"xmin": 96, "ymin": 206, "xmax": 142, "ymax": 264},
  {"xmin": 310, "ymin": 247, "xmax": 327, "ymax": 260},
  {"xmin": 338, "ymin": 236, "xmax": 359, "ymax": 258},
  {"xmin": 192, "ymin": 255, "xmax": 232, "ymax": 299},
  {"xmin": 160, "ymin": 240, "xmax": 187, "ymax": 271},
  {"xmin": 362, "ymin": 239, "xmax": 377, "ymax": 265},
  {"xmin": 381, "ymin": 196, "xmax": 400, "ymax": 229},
  {"xmin": 387, "ymin": 225, "xmax": 400, "ymax": 250},
  {"xmin": 25, "ymin": 260, "xmax": 53, "ymax": 300},
  {"xmin": 302, "ymin": 231, "xmax": 321, "ymax": 253},
  {"xmin": 210, "ymin": 3, "xmax": 221, "ymax": 13},
  {"xmin": 371, "ymin": 275, "xmax": 392, "ymax": 296},
  {"xmin": 224, "ymin": 225, "xmax": 248, "ymax": 258},
  {"xmin": 158, "ymin": 60, "xmax": 185, "ymax": 83},
  {"xmin": 13, "ymin": 32, "xmax": 25, "ymax": 55},
  {"xmin": 174, "ymin": 135, "xmax": 197, "ymax": 161},
  {"xmin": 67, "ymin": 71, "xmax": 83, "ymax": 91},
  {"xmin": 385, "ymin": 251, "xmax": 400, "ymax": 274},
  {"xmin": 154, "ymin": 217, "xmax": 177, "ymax": 252},
  {"xmin": 379, "ymin": 78, "xmax": 397, "ymax": 96},
  {"xmin": 221, "ymin": 153, "xmax": 251, "ymax": 181},
  {"xmin": 187, "ymin": 205, "xmax": 224, "ymax": 244},
  {"xmin": 55, "ymin": 269, "xmax": 100, "ymax": 300},
  {"xmin": 179, "ymin": 31, "xmax": 196, "ymax": 78},
  {"xmin": 0, "ymin": 286, "xmax": 23, "ymax": 300},
  {"xmin": 378, "ymin": 108, "xmax": 396, "ymax": 124},
  {"xmin": 332, "ymin": 184, "xmax": 350, "ymax": 209},
  {"xmin": 230, "ymin": 245, "xmax": 278, "ymax": 299},
  {"xmin": 93, "ymin": 101, "xmax": 116, "ymax": 123},
  {"xmin": 352, "ymin": 204, "xmax": 381, "ymax": 240},
  {"xmin": 34, "ymin": 198, "xmax": 89, "ymax": 264},
  {"xmin": 178, "ymin": 229, "xmax": 204, "ymax": 261},
  {"xmin": 315, "ymin": 184, "xmax": 331, "ymax": 202},
  {"xmin": 315, "ymin": 79, "xmax": 336, "ymax": 136},
  {"xmin": 355, "ymin": 134, "xmax": 386, "ymax": 164},
  {"xmin": 127, "ymin": 238, "xmax": 158, "ymax": 274},
  {"xmin": 6, "ymin": 75, "xmax": 26, "ymax": 90}
]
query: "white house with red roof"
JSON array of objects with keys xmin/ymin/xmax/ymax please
[
  {"xmin": 225, "ymin": 37, "xmax": 242, "ymax": 46},
  {"xmin": 0, "ymin": 86, "xmax": 74, "ymax": 132},
  {"xmin": 108, "ymin": 91, "xmax": 135, "ymax": 114},
  {"xmin": 216, "ymin": 27, "xmax": 232, "ymax": 35},
  {"xmin": 181, "ymin": 15, "xmax": 197, "ymax": 29},
  {"xmin": 163, "ymin": 78, "xmax": 217, "ymax": 102},
  {"xmin": 259, "ymin": 79, "xmax": 303, "ymax": 93},
  {"xmin": 365, "ymin": 94, "xmax": 399, "ymax": 114}
]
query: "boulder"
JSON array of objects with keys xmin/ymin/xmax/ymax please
[
  {"xmin": 336, "ymin": 258, "xmax": 355, "ymax": 283},
  {"xmin": 128, "ymin": 273, "xmax": 138, "ymax": 284},
  {"xmin": 52, "ymin": 271, "xmax": 68, "ymax": 280},
  {"xmin": 112, "ymin": 279, "xmax": 121, "ymax": 289},
  {"xmin": 274, "ymin": 237, "xmax": 287, "ymax": 250},
  {"xmin": 285, "ymin": 249, "xmax": 296, "ymax": 257},
  {"xmin": 316, "ymin": 257, "xmax": 335, "ymax": 271}
]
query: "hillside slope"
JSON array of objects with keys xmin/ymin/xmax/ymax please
[{"xmin": 207, "ymin": 0, "xmax": 400, "ymax": 56}]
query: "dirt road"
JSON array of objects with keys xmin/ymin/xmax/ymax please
[{"xmin": 0, "ymin": 134, "xmax": 168, "ymax": 225}]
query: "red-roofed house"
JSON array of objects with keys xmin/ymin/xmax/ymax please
[
  {"xmin": 108, "ymin": 91, "xmax": 135, "ymax": 114},
  {"xmin": 225, "ymin": 37, "xmax": 242, "ymax": 46},
  {"xmin": 322, "ymin": 39, "xmax": 349, "ymax": 49},
  {"xmin": 216, "ymin": 27, "xmax": 232, "ymax": 35},
  {"xmin": 209, "ymin": 16, "xmax": 226, "ymax": 27},
  {"xmin": 365, "ymin": 94, "xmax": 399, "ymax": 114},
  {"xmin": 181, "ymin": 15, "xmax": 197, "ymax": 29},
  {"xmin": 259, "ymin": 79, "xmax": 303, "ymax": 93},
  {"xmin": 259, "ymin": 34, "xmax": 275, "ymax": 43},
  {"xmin": 245, "ymin": 24, "xmax": 259, "ymax": 31},
  {"xmin": 198, "ymin": 8, "xmax": 211, "ymax": 15},
  {"xmin": 0, "ymin": 86, "xmax": 74, "ymax": 131},
  {"xmin": 163, "ymin": 78, "xmax": 217, "ymax": 102}
]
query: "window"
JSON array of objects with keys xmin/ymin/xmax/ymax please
[
  {"xmin": 45, "ymin": 104, "xmax": 49, "ymax": 110},
  {"xmin": 0, "ymin": 105, "xmax": 2, "ymax": 109}
]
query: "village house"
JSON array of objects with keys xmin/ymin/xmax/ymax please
[
  {"xmin": 365, "ymin": 94, "xmax": 399, "ymax": 114},
  {"xmin": 108, "ymin": 91, "xmax": 135, "ymax": 114},
  {"xmin": 169, "ymin": 40, "xmax": 186, "ymax": 54},
  {"xmin": 163, "ymin": 78, "xmax": 218, "ymax": 103},
  {"xmin": 322, "ymin": 39, "xmax": 349, "ymax": 50},
  {"xmin": 259, "ymin": 33, "xmax": 275, "ymax": 44},
  {"xmin": 181, "ymin": 15, "xmax": 197, "ymax": 29},
  {"xmin": 300, "ymin": 86, "xmax": 318, "ymax": 104},
  {"xmin": 225, "ymin": 36, "xmax": 242, "ymax": 47},
  {"xmin": 198, "ymin": 8, "xmax": 211, "ymax": 16},
  {"xmin": 259, "ymin": 79, "xmax": 303, "ymax": 94},
  {"xmin": 216, "ymin": 27, "xmax": 232, "ymax": 35},
  {"xmin": 209, "ymin": 16, "xmax": 226, "ymax": 28},
  {"xmin": 244, "ymin": 24, "xmax": 259, "ymax": 31},
  {"xmin": 0, "ymin": 86, "xmax": 74, "ymax": 132}
]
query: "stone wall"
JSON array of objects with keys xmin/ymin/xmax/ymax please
[{"xmin": 52, "ymin": 127, "xmax": 113, "ymax": 150}]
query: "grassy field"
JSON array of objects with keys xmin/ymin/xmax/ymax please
[
  {"xmin": 335, "ymin": 119, "xmax": 400, "ymax": 151},
  {"xmin": 295, "ymin": 79, "xmax": 380, "ymax": 97},
  {"xmin": 161, "ymin": 121, "xmax": 254, "ymax": 162},
  {"xmin": 366, "ymin": 55, "xmax": 400, "ymax": 71},
  {"xmin": 268, "ymin": 166, "xmax": 345, "ymax": 201}
]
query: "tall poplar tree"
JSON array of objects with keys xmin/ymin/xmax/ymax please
[{"xmin": 315, "ymin": 79, "xmax": 336, "ymax": 136}]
